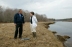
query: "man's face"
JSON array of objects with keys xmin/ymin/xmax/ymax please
[{"xmin": 19, "ymin": 10, "xmax": 22, "ymax": 14}]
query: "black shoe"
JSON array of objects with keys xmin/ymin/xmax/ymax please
[
  {"xmin": 14, "ymin": 37, "xmax": 17, "ymax": 39},
  {"xmin": 19, "ymin": 37, "xmax": 22, "ymax": 39}
]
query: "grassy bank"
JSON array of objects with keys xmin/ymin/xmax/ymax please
[{"xmin": 0, "ymin": 22, "xmax": 64, "ymax": 47}]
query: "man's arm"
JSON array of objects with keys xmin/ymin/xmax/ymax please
[
  {"xmin": 22, "ymin": 15, "xmax": 25, "ymax": 24},
  {"xmin": 14, "ymin": 14, "xmax": 17, "ymax": 24},
  {"xmin": 34, "ymin": 16, "xmax": 38, "ymax": 23}
]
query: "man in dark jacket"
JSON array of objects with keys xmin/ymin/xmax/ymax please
[{"xmin": 14, "ymin": 9, "xmax": 25, "ymax": 39}]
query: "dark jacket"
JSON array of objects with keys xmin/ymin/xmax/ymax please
[{"xmin": 14, "ymin": 13, "xmax": 25, "ymax": 24}]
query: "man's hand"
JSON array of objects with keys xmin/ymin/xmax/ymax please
[
  {"xmin": 14, "ymin": 23, "xmax": 16, "ymax": 26},
  {"xmin": 23, "ymin": 23, "xmax": 25, "ymax": 26}
]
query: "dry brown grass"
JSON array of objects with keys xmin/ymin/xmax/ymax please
[{"xmin": 0, "ymin": 22, "xmax": 64, "ymax": 47}]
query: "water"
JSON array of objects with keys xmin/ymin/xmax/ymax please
[{"xmin": 49, "ymin": 22, "xmax": 72, "ymax": 47}]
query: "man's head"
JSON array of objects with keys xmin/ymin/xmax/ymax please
[
  {"xmin": 18, "ymin": 9, "xmax": 22, "ymax": 14},
  {"xmin": 30, "ymin": 12, "xmax": 34, "ymax": 16}
]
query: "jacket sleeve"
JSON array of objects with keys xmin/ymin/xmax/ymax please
[
  {"xmin": 34, "ymin": 16, "xmax": 38, "ymax": 23},
  {"xmin": 14, "ymin": 14, "xmax": 17, "ymax": 23},
  {"xmin": 23, "ymin": 15, "xmax": 25, "ymax": 23}
]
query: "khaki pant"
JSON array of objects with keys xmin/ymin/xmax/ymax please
[{"xmin": 30, "ymin": 24, "xmax": 37, "ymax": 37}]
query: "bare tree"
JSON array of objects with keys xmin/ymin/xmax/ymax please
[{"xmin": 0, "ymin": 6, "xmax": 49, "ymax": 23}]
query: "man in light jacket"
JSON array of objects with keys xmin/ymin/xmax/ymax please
[{"xmin": 30, "ymin": 12, "xmax": 38, "ymax": 38}]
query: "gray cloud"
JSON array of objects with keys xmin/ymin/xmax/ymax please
[{"xmin": 0, "ymin": 0, "xmax": 72, "ymax": 19}]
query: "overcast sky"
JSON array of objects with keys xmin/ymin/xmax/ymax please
[{"xmin": 0, "ymin": 0, "xmax": 72, "ymax": 19}]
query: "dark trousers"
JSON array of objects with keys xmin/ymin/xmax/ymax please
[{"xmin": 14, "ymin": 23, "xmax": 23, "ymax": 39}]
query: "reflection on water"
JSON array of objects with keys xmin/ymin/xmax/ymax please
[{"xmin": 49, "ymin": 22, "xmax": 72, "ymax": 47}]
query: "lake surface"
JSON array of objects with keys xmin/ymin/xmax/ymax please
[{"xmin": 49, "ymin": 22, "xmax": 72, "ymax": 47}]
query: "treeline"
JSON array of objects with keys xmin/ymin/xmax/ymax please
[
  {"xmin": 48, "ymin": 18, "xmax": 55, "ymax": 21},
  {"xmin": 0, "ymin": 6, "xmax": 48, "ymax": 23},
  {"xmin": 56, "ymin": 18, "xmax": 72, "ymax": 22}
]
